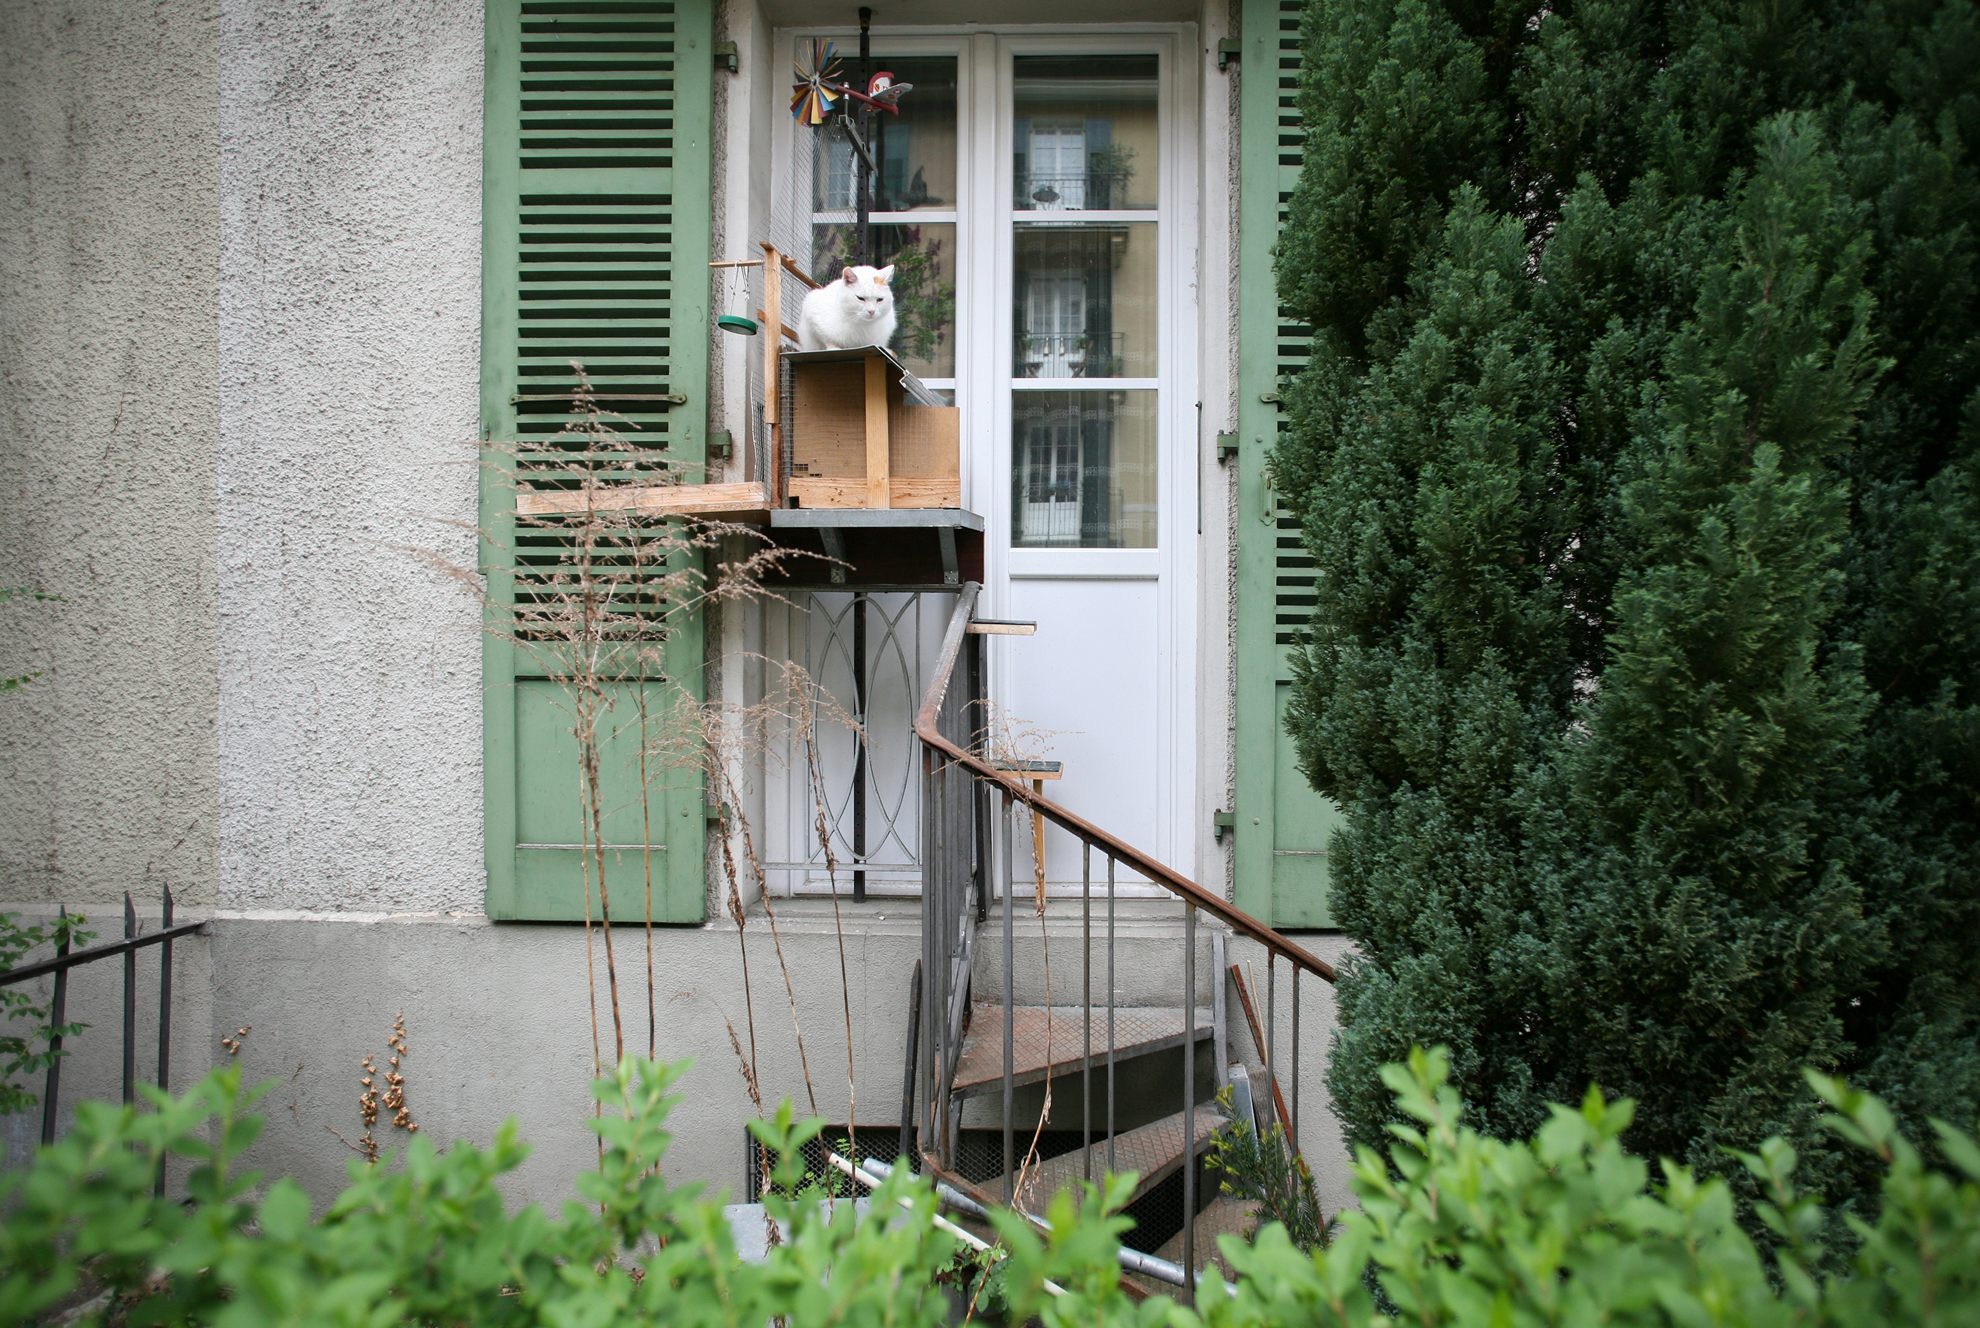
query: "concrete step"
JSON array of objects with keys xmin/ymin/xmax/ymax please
[
  {"xmin": 1154, "ymin": 1192, "xmax": 1260, "ymax": 1280},
  {"xmin": 951, "ymin": 1002, "xmax": 1212, "ymax": 1101}
]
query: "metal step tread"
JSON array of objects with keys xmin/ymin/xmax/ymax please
[
  {"xmin": 998, "ymin": 1107, "xmax": 1224, "ymax": 1215},
  {"xmin": 952, "ymin": 1002, "xmax": 1213, "ymax": 1098},
  {"xmin": 1154, "ymin": 1193, "xmax": 1261, "ymax": 1275}
]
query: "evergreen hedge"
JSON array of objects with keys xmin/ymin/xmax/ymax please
[{"xmin": 1274, "ymin": 0, "xmax": 1978, "ymax": 1207}]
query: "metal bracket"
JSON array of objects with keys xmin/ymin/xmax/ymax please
[
  {"xmin": 1213, "ymin": 809, "xmax": 1236, "ymax": 843},
  {"xmin": 938, "ymin": 525, "xmax": 959, "ymax": 586},
  {"xmin": 1217, "ymin": 38, "xmax": 1241, "ymax": 71},
  {"xmin": 820, "ymin": 526, "xmax": 847, "ymax": 584},
  {"xmin": 707, "ymin": 429, "xmax": 733, "ymax": 462},
  {"xmin": 713, "ymin": 41, "xmax": 739, "ymax": 74},
  {"xmin": 1259, "ymin": 391, "xmax": 1281, "ymax": 406},
  {"xmin": 1216, "ymin": 431, "xmax": 1239, "ymax": 463}
]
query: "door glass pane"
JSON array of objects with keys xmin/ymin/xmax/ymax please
[
  {"xmin": 811, "ymin": 221, "xmax": 958, "ymax": 380},
  {"xmin": 811, "ymin": 56, "xmax": 959, "ymax": 214},
  {"xmin": 1013, "ymin": 221, "xmax": 1156, "ymax": 378},
  {"xmin": 1011, "ymin": 390, "xmax": 1157, "ymax": 548},
  {"xmin": 1012, "ymin": 56, "xmax": 1158, "ymax": 212}
]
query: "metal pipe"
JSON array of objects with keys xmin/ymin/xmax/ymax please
[{"xmin": 901, "ymin": 960, "xmax": 922, "ymax": 1164}]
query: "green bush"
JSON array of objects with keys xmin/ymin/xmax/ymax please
[
  {"xmin": 1275, "ymin": 0, "xmax": 1980, "ymax": 1213},
  {"xmin": 4, "ymin": 1050, "xmax": 1977, "ymax": 1325}
]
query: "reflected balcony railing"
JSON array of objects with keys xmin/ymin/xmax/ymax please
[
  {"xmin": 1018, "ymin": 170, "xmax": 1136, "ymax": 211},
  {"xmin": 1014, "ymin": 332, "xmax": 1127, "ymax": 380}
]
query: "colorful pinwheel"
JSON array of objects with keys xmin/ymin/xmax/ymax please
[{"xmin": 790, "ymin": 39, "xmax": 842, "ymax": 126}]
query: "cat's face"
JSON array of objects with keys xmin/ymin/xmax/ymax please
[{"xmin": 840, "ymin": 264, "xmax": 896, "ymax": 323}]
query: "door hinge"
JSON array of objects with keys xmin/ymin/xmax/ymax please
[
  {"xmin": 1213, "ymin": 810, "xmax": 1236, "ymax": 842},
  {"xmin": 1216, "ymin": 431, "xmax": 1240, "ymax": 463},
  {"xmin": 1217, "ymin": 38, "xmax": 1241, "ymax": 71},
  {"xmin": 708, "ymin": 429, "xmax": 734, "ymax": 461},
  {"xmin": 713, "ymin": 41, "xmax": 739, "ymax": 74}
]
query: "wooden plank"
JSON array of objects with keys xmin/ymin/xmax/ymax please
[
  {"xmin": 787, "ymin": 476, "xmax": 959, "ymax": 509},
  {"xmin": 864, "ymin": 353, "xmax": 890, "ymax": 508},
  {"xmin": 516, "ymin": 480, "xmax": 767, "ymax": 517}
]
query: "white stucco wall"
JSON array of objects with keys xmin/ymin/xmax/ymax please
[
  {"xmin": 216, "ymin": 0, "xmax": 486, "ymax": 915},
  {"xmin": 0, "ymin": 0, "xmax": 221, "ymax": 911}
]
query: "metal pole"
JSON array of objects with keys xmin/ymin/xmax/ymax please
[
  {"xmin": 1106, "ymin": 855, "xmax": 1116, "ymax": 1176},
  {"xmin": 855, "ymin": 7, "xmax": 873, "ymax": 265},
  {"xmin": 1082, "ymin": 842, "xmax": 1092, "ymax": 1183},
  {"xmin": 121, "ymin": 893, "xmax": 136, "ymax": 1106},
  {"xmin": 1291, "ymin": 967, "xmax": 1301, "ymax": 1149},
  {"xmin": 853, "ymin": 593, "xmax": 867, "ymax": 902},
  {"xmin": 156, "ymin": 885, "xmax": 175, "ymax": 1198},
  {"xmin": 40, "ymin": 907, "xmax": 71, "ymax": 1147},
  {"xmin": 1182, "ymin": 902, "xmax": 1197, "ymax": 1303},
  {"xmin": 1002, "ymin": 792, "xmax": 1016, "ymax": 1205}
]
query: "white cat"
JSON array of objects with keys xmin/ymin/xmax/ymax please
[{"xmin": 797, "ymin": 264, "xmax": 898, "ymax": 352}]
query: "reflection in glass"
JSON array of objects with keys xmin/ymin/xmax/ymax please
[
  {"xmin": 1013, "ymin": 56, "xmax": 1158, "ymax": 212},
  {"xmin": 811, "ymin": 56, "xmax": 959, "ymax": 214},
  {"xmin": 1012, "ymin": 222, "xmax": 1156, "ymax": 378},
  {"xmin": 811, "ymin": 222, "xmax": 957, "ymax": 380},
  {"xmin": 1011, "ymin": 390, "xmax": 1157, "ymax": 548}
]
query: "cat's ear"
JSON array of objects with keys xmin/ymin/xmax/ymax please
[
  {"xmin": 874, "ymin": 265, "xmax": 895, "ymax": 285},
  {"xmin": 842, "ymin": 267, "xmax": 859, "ymax": 285}
]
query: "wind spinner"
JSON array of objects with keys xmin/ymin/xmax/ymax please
[{"xmin": 790, "ymin": 39, "xmax": 842, "ymax": 126}]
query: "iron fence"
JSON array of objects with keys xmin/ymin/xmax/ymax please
[{"xmin": 0, "ymin": 886, "xmax": 206, "ymax": 1193}]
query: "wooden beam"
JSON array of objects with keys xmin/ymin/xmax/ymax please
[
  {"xmin": 515, "ymin": 481, "xmax": 768, "ymax": 517},
  {"xmin": 864, "ymin": 353, "xmax": 890, "ymax": 509},
  {"xmin": 785, "ymin": 476, "xmax": 958, "ymax": 509}
]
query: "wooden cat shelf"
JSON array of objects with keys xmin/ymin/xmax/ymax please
[{"xmin": 513, "ymin": 346, "xmax": 961, "ymax": 521}]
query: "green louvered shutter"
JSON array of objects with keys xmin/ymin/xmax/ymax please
[
  {"xmin": 1233, "ymin": 0, "xmax": 1340, "ymax": 929},
  {"xmin": 480, "ymin": 0, "xmax": 713, "ymax": 921}
]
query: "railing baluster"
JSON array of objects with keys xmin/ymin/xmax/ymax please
[
  {"xmin": 1266, "ymin": 954, "xmax": 1276, "ymax": 1132},
  {"xmin": 156, "ymin": 885, "xmax": 175, "ymax": 1198},
  {"xmin": 921, "ymin": 749, "xmax": 937, "ymax": 1161},
  {"xmin": 1001, "ymin": 791, "xmax": 1016, "ymax": 1206},
  {"xmin": 1182, "ymin": 901, "xmax": 1197, "ymax": 1304},
  {"xmin": 1291, "ymin": 967, "xmax": 1301, "ymax": 1149},
  {"xmin": 40, "ymin": 907, "xmax": 71, "ymax": 1147},
  {"xmin": 1082, "ymin": 841, "xmax": 1092, "ymax": 1184},
  {"xmin": 1106, "ymin": 854, "xmax": 1116, "ymax": 1177},
  {"xmin": 121, "ymin": 893, "xmax": 136, "ymax": 1106}
]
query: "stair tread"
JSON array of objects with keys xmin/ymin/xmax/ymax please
[
  {"xmin": 998, "ymin": 1107, "xmax": 1224, "ymax": 1215},
  {"xmin": 952, "ymin": 1002, "xmax": 1213, "ymax": 1097},
  {"xmin": 1154, "ymin": 1193, "xmax": 1261, "ymax": 1274}
]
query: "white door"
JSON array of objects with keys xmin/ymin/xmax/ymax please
[{"xmin": 768, "ymin": 31, "xmax": 1198, "ymax": 896}]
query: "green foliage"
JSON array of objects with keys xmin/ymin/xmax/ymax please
[
  {"xmin": 1205, "ymin": 1090, "xmax": 1330, "ymax": 1253},
  {"xmin": 0, "ymin": 912, "xmax": 94, "ymax": 1116},
  {"xmin": 1277, "ymin": 0, "xmax": 1980, "ymax": 1219},
  {"xmin": 3, "ymin": 1052, "xmax": 1979, "ymax": 1324}
]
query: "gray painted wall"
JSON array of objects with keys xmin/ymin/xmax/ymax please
[{"xmin": 0, "ymin": 0, "xmax": 221, "ymax": 911}]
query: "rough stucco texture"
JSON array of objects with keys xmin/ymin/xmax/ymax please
[
  {"xmin": 217, "ymin": 0, "xmax": 485, "ymax": 913},
  {"xmin": 0, "ymin": 0, "xmax": 222, "ymax": 909}
]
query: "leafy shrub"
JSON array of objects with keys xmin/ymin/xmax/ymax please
[
  {"xmin": 0, "ymin": 911, "xmax": 93, "ymax": 1117},
  {"xmin": 3, "ymin": 1050, "xmax": 1976, "ymax": 1325}
]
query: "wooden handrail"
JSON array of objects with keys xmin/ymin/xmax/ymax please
[{"xmin": 913, "ymin": 584, "xmax": 1336, "ymax": 984}]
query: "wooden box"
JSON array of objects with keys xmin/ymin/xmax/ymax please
[{"xmin": 783, "ymin": 347, "xmax": 961, "ymax": 509}]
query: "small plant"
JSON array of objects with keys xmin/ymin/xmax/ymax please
[
  {"xmin": 1204, "ymin": 1088, "xmax": 1328, "ymax": 1253},
  {"xmin": 0, "ymin": 911, "xmax": 94, "ymax": 1117}
]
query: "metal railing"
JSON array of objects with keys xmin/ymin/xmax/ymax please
[
  {"xmin": 0, "ymin": 887, "xmax": 205, "ymax": 1192},
  {"xmin": 914, "ymin": 585, "xmax": 1336, "ymax": 1300}
]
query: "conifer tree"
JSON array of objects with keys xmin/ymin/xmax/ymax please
[{"xmin": 1277, "ymin": 0, "xmax": 1979, "ymax": 1204}]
